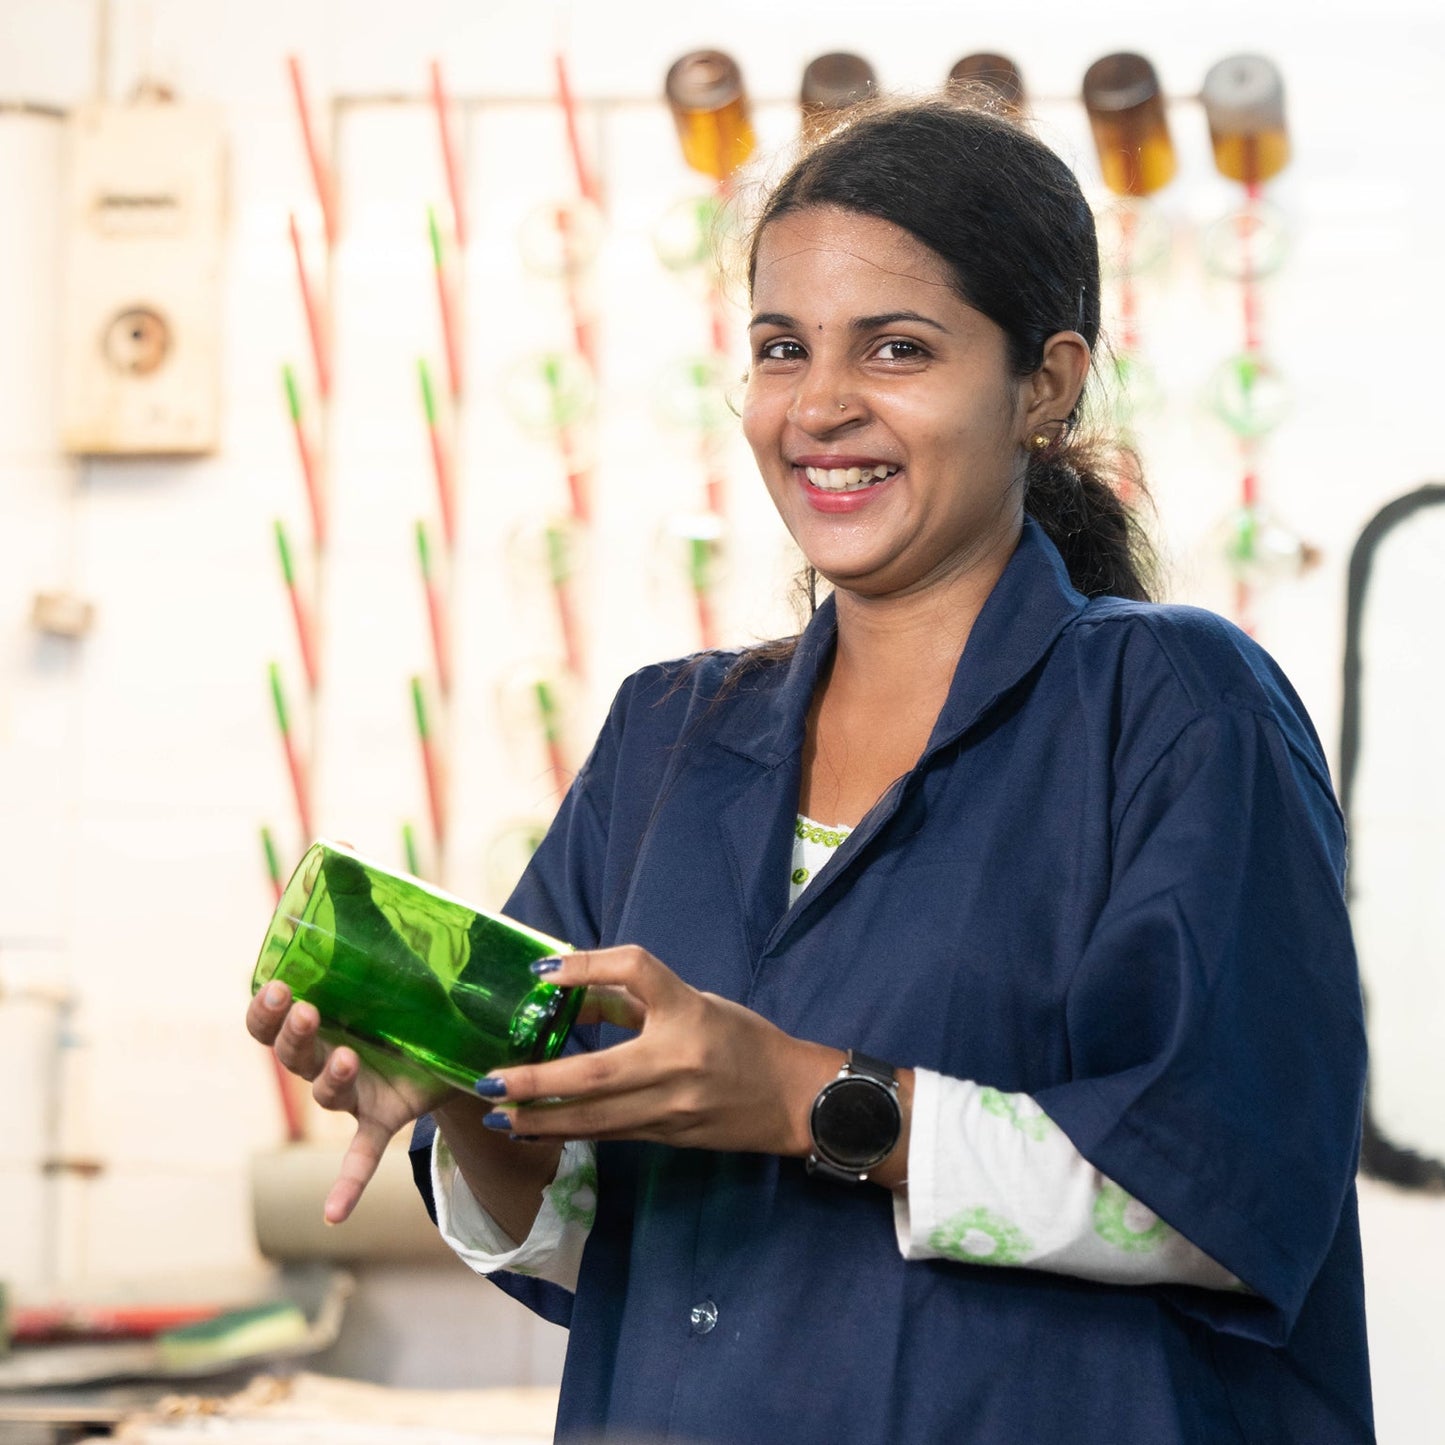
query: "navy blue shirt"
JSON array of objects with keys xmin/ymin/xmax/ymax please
[{"xmin": 414, "ymin": 521, "xmax": 1373, "ymax": 1443}]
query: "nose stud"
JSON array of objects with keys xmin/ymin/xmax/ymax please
[{"xmin": 838, "ymin": 401, "xmax": 849, "ymax": 411}]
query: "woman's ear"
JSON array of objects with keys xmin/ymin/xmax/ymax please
[{"xmin": 1023, "ymin": 331, "xmax": 1091, "ymax": 432}]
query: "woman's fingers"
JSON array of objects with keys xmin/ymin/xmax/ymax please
[
  {"xmin": 483, "ymin": 1082, "xmax": 701, "ymax": 1147},
  {"xmin": 545, "ymin": 946, "xmax": 686, "ymax": 1011},
  {"xmin": 246, "ymin": 980, "xmax": 292, "ymax": 1045},
  {"xmin": 324, "ymin": 1114, "xmax": 394, "ymax": 1224},
  {"xmin": 249, "ymin": 981, "xmax": 428, "ymax": 1224},
  {"xmin": 480, "ymin": 962, "xmax": 832, "ymax": 1158},
  {"xmin": 271, "ymin": 997, "xmax": 329, "ymax": 1081},
  {"xmin": 248, "ymin": 982, "xmax": 331, "ymax": 1082},
  {"xmin": 311, "ymin": 1045, "xmax": 362, "ymax": 1112},
  {"xmin": 491, "ymin": 948, "xmax": 678, "ymax": 1100},
  {"xmin": 574, "ymin": 983, "xmax": 648, "ymax": 1031},
  {"xmin": 497, "ymin": 1029, "xmax": 645, "ymax": 1105}
]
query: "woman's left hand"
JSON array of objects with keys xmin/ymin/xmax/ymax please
[{"xmin": 481, "ymin": 946, "xmax": 847, "ymax": 1159}]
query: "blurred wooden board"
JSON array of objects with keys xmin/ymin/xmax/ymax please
[{"xmin": 109, "ymin": 1371, "xmax": 558, "ymax": 1441}]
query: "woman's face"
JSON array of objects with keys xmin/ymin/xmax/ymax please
[{"xmin": 743, "ymin": 205, "xmax": 1032, "ymax": 601}]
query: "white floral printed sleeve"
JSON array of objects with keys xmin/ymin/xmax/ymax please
[
  {"xmin": 430, "ymin": 1132, "xmax": 597, "ymax": 1293},
  {"xmin": 894, "ymin": 1068, "xmax": 1243, "ymax": 1289},
  {"xmin": 430, "ymin": 1076, "xmax": 1240, "ymax": 1295}
]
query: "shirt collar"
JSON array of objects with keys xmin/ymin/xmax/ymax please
[{"xmin": 710, "ymin": 519, "xmax": 1088, "ymax": 768}]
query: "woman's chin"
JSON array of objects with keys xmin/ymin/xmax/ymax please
[{"xmin": 804, "ymin": 555, "xmax": 909, "ymax": 600}]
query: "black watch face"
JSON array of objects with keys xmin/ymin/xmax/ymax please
[{"xmin": 812, "ymin": 1076, "xmax": 901, "ymax": 1171}]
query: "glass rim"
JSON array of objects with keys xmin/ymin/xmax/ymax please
[{"xmin": 252, "ymin": 838, "xmax": 329, "ymax": 995}]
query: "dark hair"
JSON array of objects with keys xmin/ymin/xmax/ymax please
[{"xmin": 746, "ymin": 94, "xmax": 1156, "ymax": 605}]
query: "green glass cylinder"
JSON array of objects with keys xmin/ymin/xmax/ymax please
[{"xmin": 253, "ymin": 841, "xmax": 583, "ymax": 1091}]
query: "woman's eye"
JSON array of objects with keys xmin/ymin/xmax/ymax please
[
  {"xmin": 875, "ymin": 339, "xmax": 925, "ymax": 361},
  {"xmin": 758, "ymin": 338, "xmax": 805, "ymax": 362}
]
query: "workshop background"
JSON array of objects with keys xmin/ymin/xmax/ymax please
[{"xmin": 1, "ymin": 0, "xmax": 1441, "ymax": 1438}]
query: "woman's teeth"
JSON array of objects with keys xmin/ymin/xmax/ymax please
[{"xmin": 803, "ymin": 464, "xmax": 900, "ymax": 492}]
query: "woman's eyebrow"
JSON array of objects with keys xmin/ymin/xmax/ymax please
[
  {"xmin": 852, "ymin": 310, "xmax": 948, "ymax": 334},
  {"xmin": 747, "ymin": 309, "xmax": 950, "ymax": 332}
]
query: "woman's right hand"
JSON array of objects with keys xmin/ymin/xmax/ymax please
[{"xmin": 247, "ymin": 980, "xmax": 449, "ymax": 1224}]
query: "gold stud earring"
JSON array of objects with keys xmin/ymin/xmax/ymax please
[{"xmin": 1027, "ymin": 431, "xmax": 1052, "ymax": 452}]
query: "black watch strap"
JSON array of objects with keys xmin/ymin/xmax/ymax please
[{"xmin": 846, "ymin": 1051, "xmax": 896, "ymax": 1087}]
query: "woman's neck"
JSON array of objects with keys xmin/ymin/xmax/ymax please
[
  {"xmin": 828, "ymin": 524, "xmax": 1017, "ymax": 704},
  {"xmin": 800, "ymin": 532, "xmax": 1018, "ymax": 825}
]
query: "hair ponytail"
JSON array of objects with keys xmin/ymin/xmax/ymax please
[{"xmin": 1024, "ymin": 439, "xmax": 1156, "ymax": 601}]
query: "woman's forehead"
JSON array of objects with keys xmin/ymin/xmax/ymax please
[{"xmin": 751, "ymin": 206, "xmax": 958, "ymax": 301}]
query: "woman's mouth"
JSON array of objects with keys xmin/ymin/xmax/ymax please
[{"xmin": 802, "ymin": 463, "xmax": 900, "ymax": 493}]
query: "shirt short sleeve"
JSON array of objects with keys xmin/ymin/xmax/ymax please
[{"xmin": 1033, "ymin": 703, "xmax": 1366, "ymax": 1345}]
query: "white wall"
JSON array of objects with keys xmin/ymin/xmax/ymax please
[{"xmin": 1, "ymin": 0, "xmax": 1442, "ymax": 1426}]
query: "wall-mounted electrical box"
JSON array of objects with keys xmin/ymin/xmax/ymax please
[{"xmin": 59, "ymin": 101, "xmax": 226, "ymax": 456}]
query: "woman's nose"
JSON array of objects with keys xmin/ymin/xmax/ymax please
[{"xmin": 786, "ymin": 363, "xmax": 861, "ymax": 434}]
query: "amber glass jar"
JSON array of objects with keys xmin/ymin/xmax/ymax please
[
  {"xmin": 1202, "ymin": 54, "xmax": 1290, "ymax": 185},
  {"xmin": 665, "ymin": 50, "xmax": 756, "ymax": 181},
  {"xmin": 1082, "ymin": 53, "xmax": 1177, "ymax": 197}
]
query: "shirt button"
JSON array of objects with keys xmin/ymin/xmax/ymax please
[{"xmin": 689, "ymin": 1299, "xmax": 718, "ymax": 1335}]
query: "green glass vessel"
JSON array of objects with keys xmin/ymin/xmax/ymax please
[{"xmin": 253, "ymin": 840, "xmax": 583, "ymax": 1091}]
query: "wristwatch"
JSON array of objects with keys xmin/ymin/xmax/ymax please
[{"xmin": 807, "ymin": 1050, "xmax": 903, "ymax": 1184}]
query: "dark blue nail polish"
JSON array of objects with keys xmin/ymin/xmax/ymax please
[
  {"xmin": 530, "ymin": 955, "xmax": 563, "ymax": 976},
  {"xmin": 482, "ymin": 1111, "xmax": 512, "ymax": 1130},
  {"xmin": 474, "ymin": 1077, "xmax": 507, "ymax": 1098}
]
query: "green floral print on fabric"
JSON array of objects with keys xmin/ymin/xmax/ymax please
[
  {"xmin": 978, "ymin": 1086, "xmax": 1053, "ymax": 1142},
  {"xmin": 552, "ymin": 1155, "xmax": 599, "ymax": 1228},
  {"xmin": 794, "ymin": 817, "xmax": 851, "ymax": 848},
  {"xmin": 1092, "ymin": 1180, "xmax": 1170, "ymax": 1253},
  {"xmin": 929, "ymin": 1207, "xmax": 1032, "ymax": 1266}
]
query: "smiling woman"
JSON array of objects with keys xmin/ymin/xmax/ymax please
[
  {"xmin": 744, "ymin": 206, "xmax": 1056, "ymax": 601},
  {"xmin": 743, "ymin": 99, "xmax": 1154, "ymax": 610},
  {"xmin": 251, "ymin": 98, "xmax": 1374, "ymax": 1444}
]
